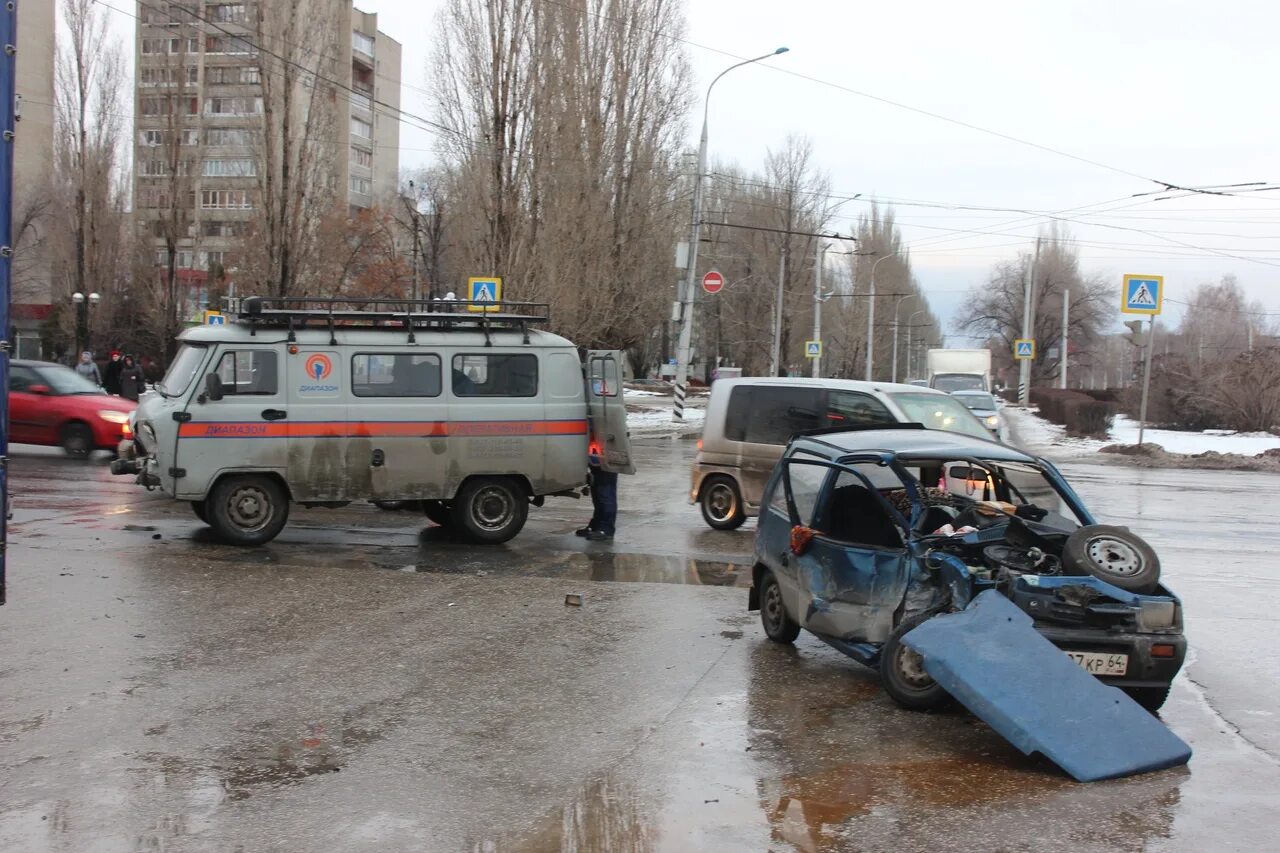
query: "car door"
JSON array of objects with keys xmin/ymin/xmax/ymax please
[
  {"xmin": 179, "ymin": 346, "xmax": 287, "ymax": 499},
  {"xmin": 8, "ymin": 365, "xmax": 46, "ymax": 445},
  {"xmin": 780, "ymin": 457, "xmax": 914, "ymax": 644},
  {"xmin": 586, "ymin": 351, "xmax": 634, "ymax": 474}
]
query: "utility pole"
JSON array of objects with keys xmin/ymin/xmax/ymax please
[
  {"xmin": 811, "ymin": 241, "xmax": 824, "ymax": 378},
  {"xmin": 0, "ymin": 0, "xmax": 16, "ymax": 604},
  {"xmin": 1017, "ymin": 237, "xmax": 1041, "ymax": 406},
  {"xmin": 769, "ymin": 247, "xmax": 787, "ymax": 377},
  {"xmin": 1137, "ymin": 318, "xmax": 1156, "ymax": 446},
  {"xmin": 1059, "ymin": 288, "xmax": 1069, "ymax": 389}
]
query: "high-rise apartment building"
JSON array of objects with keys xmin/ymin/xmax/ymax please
[{"xmin": 133, "ymin": 1, "xmax": 402, "ymax": 304}]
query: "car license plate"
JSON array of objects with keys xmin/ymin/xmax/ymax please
[{"xmin": 1065, "ymin": 651, "xmax": 1128, "ymax": 676}]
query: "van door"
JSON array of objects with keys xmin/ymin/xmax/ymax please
[
  {"xmin": 179, "ymin": 346, "xmax": 286, "ymax": 499},
  {"xmin": 586, "ymin": 351, "xmax": 634, "ymax": 475},
  {"xmin": 285, "ymin": 349, "xmax": 347, "ymax": 501},
  {"xmin": 347, "ymin": 350, "xmax": 447, "ymax": 500}
]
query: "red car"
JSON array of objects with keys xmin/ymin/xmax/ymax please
[{"xmin": 9, "ymin": 359, "xmax": 136, "ymax": 457}]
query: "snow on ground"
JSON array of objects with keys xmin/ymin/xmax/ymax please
[
  {"xmin": 1001, "ymin": 403, "xmax": 1280, "ymax": 458},
  {"xmin": 623, "ymin": 389, "xmax": 664, "ymax": 398},
  {"xmin": 626, "ymin": 403, "xmax": 704, "ymax": 437}
]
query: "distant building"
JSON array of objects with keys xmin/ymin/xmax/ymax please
[
  {"xmin": 132, "ymin": 1, "xmax": 402, "ymax": 312},
  {"xmin": 11, "ymin": 0, "xmax": 56, "ymax": 359}
]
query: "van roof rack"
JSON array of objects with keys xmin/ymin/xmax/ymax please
[{"xmin": 223, "ymin": 295, "xmax": 551, "ymax": 346}]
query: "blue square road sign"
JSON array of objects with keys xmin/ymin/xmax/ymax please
[{"xmin": 1122, "ymin": 274, "xmax": 1163, "ymax": 315}]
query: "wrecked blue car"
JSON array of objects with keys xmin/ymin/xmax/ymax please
[{"xmin": 748, "ymin": 426, "xmax": 1186, "ymax": 712}]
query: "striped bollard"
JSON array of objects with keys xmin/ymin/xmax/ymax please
[{"xmin": 673, "ymin": 382, "xmax": 687, "ymax": 421}]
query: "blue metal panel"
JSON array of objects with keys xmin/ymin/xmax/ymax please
[
  {"xmin": 903, "ymin": 590, "xmax": 1191, "ymax": 782},
  {"xmin": 0, "ymin": 1, "xmax": 17, "ymax": 605}
]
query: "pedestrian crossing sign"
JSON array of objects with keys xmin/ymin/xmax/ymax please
[
  {"xmin": 805, "ymin": 340, "xmax": 822, "ymax": 358},
  {"xmin": 1014, "ymin": 339, "xmax": 1035, "ymax": 360},
  {"xmin": 203, "ymin": 310, "xmax": 225, "ymax": 325},
  {"xmin": 1122, "ymin": 274, "xmax": 1163, "ymax": 315},
  {"xmin": 466, "ymin": 276, "xmax": 503, "ymax": 313}
]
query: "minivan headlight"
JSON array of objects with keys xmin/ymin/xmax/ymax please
[
  {"xmin": 985, "ymin": 415, "xmax": 999, "ymax": 427},
  {"xmin": 98, "ymin": 410, "xmax": 130, "ymax": 425}
]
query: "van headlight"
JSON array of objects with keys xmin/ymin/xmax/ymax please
[{"xmin": 98, "ymin": 411, "xmax": 130, "ymax": 425}]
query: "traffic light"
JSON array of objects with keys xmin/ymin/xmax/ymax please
[{"xmin": 1124, "ymin": 319, "xmax": 1147, "ymax": 348}]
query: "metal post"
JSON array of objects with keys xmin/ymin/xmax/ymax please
[
  {"xmin": 864, "ymin": 267, "xmax": 876, "ymax": 380},
  {"xmin": 674, "ymin": 48, "xmax": 788, "ymax": 420},
  {"xmin": 769, "ymin": 247, "xmax": 787, "ymax": 377},
  {"xmin": 1017, "ymin": 237, "xmax": 1041, "ymax": 406},
  {"xmin": 1137, "ymin": 317, "xmax": 1156, "ymax": 446},
  {"xmin": 811, "ymin": 241, "xmax": 824, "ymax": 378},
  {"xmin": 891, "ymin": 294, "xmax": 913, "ymax": 384},
  {"xmin": 1059, "ymin": 288, "xmax": 1069, "ymax": 389},
  {"xmin": 0, "ymin": 0, "xmax": 16, "ymax": 604}
]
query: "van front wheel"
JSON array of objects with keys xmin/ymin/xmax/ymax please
[
  {"xmin": 453, "ymin": 477, "xmax": 527, "ymax": 544},
  {"xmin": 700, "ymin": 475, "xmax": 746, "ymax": 530},
  {"xmin": 207, "ymin": 474, "xmax": 289, "ymax": 546}
]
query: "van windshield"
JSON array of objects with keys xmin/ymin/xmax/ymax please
[
  {"xmin": 158, "ymin": 344, "xmax": 206, "ymax": 397},
  {"xmin": 888, "ymin": 392, "xmax": 992, "ymax": 440}
]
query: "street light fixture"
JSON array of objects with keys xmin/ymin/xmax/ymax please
[
  {"xmin": 904, "ymin": 308, "xmax": 928, "ymax": 381},
  {"xmin": 673, "ymin": 46, "xmax": 789, "ymax": 420},
  {"xmin": 865, "ymin": 253, "xmax": 896, "ymax": 381},
  {"xmin": 890, "ymin": 293, "xmax": 915, "ymax": 383},
  {"xmin": 72, "ymin": 291, "xmax": 100, "ymax": 356}
]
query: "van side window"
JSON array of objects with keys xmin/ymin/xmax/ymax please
[
  {"xmin": 213, "ymin": 350, "xmax": 278, "ymax": 395},
  {"xmin": 724, "ymin": 386, "xmax": 751, "ymax": 441},
  {"xmin": 452, "ymin": 354, "xmax": 538, "ymax": 397},
  {"xmin": 744, "ymin": 387, "xmax": 821, "ymax": 444},
  {"xmin": 825, "ymin": 391, "xmax": 894, "ymax": 427},
  {"xmin": 351, "ymin": 353, "xmax": 441, "ymax": 397}
]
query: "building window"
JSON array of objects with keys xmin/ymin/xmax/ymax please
[
  {"xmin": 352, "ymin": 31, "xmax": 375, "ymax": 56},
  {"xmin": 349, "ymin": 176, "xmax": 371, "ymax": 196},
  {"xmin": 205, "ymin": 66, "xmax": 261, "ymax": 86},
  {"xmin": 140, "ymin": 67, "xmax": 197, "ymax": 87},
  {"xmin": 205, "ymin": 128, "xmax": 251, "ymax": 147},
  {"xmin": 201, "ymin": 189, "xmax": 253, "ymax": 210},
  {"xmin": 203, "ymin": 158, "xmax": 256, "ymax": 177},
  {"xmin": 205, "ymin": 35, "xmax": 257, "ymax": 55},
  {"xmin": 350, "ymin": 116, "xmax": 372, "ymax": 138},
  {"xmin": 204, "ymin": 97, "xmax": 262, "ymax": 116},
  {"xmin": 140, "ymin": 96, "xmax": 200, "ymax": 116},
  {"xmin": 350, "ymin": 146, "xmax": 372, "ymax": 168},
  {"xmin": 139, "ymin": 159, "xmax": 193, "ymax": 177},
  {"xmin": 208, "ymin": 4, "xmax": 249, "ymax": 24},
  {"xmin": 201, "ymin": 220, "xmax": 243, "ymax": 238}
]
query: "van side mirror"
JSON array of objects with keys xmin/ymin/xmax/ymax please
[{"xmin": 204, "ymin": 373, "xmax": 224, "ymax": 402}]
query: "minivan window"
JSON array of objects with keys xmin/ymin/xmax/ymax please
[
  {"xmin": 826, "ymin": 391, "xmax": 894, "ymax": 427},
  {"xmin": 888, "ymin": 392, "xmax": 991, "ymax": 439},
  {"xmin": 352, "ymin": 353, "xmax": 441, "ymax": 397},
  {"xmin": 724, "ymin": 386, "xmax": 753, "ymax": 441},
  {"xmin": 452, "ymin": 354, "xmax": 538, "ymax": 397},
  {"xmin": 743, "ymin": 387, "xmax": 822, "ymax": 444}
]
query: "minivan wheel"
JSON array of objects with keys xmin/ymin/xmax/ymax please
[
  {"xmin": 452, "ymin": 478, "xmax": 527, "ymax": 544},
  {"xmin": 207, "ymin": 474, "xmax": 289, "ymax": 546},
  {"xmin": 60, "ymin": 421, "xmax": 94, "ymax": 458},
  {"xmin": 759, "ymin": 569, "xmax": 800, "ymax": 643},
  {"xmin": 879, "ymin": 615, "xmax": 950, "ymax": 711},
  {"xmin": 422, "ymin": 500, "xmax": 453, "ymax": 527},
  {"xmin": 700, "ymin": 475, "xmax": 746, "ymax": 530}
]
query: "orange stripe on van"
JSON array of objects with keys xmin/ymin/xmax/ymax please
[{"xmin": 177, "ymin": 419, "xmax": 588, "ymax": 439}]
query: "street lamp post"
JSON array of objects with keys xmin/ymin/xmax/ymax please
[
  {"xmin": 904, "ymin": 309, "xmax": 928, "ymax": 381},
  {"xmin": 72, "ymin": 291, "xmax": 100, "ymax": 356},
  {"xmin": 890, "ymin": 294, "xmax": 914, "ymax": 383},
  {"xmin": 673, "ymin": 47, "xmax": 789, "ymax": 420},
  {"xmin": 865, "ymin": 254, "xmax": 895, "ymax": 381}
]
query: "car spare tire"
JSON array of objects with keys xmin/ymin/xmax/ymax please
[{"xmin": 1062, "ymin": 525, "xmax": 1160, "ymax": 594}]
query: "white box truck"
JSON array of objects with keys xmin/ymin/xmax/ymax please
[{"xmin": 927, "ymin": 348, "xmax": 992, "ymax": 393}]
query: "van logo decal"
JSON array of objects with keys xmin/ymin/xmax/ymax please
[{"xmin": 305, "ymin": 353, "xmax": 333, "ymax": 382}]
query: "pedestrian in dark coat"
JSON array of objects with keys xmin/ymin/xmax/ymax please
[
  {"xmin": 119, "ymin": 355, "xmax": 146, "ymax": 401},
  {"xmin": 103, "ymin": 351, "xmax": 123, "ymax": 395}
]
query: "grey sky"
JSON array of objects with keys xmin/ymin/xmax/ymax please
[{"xmin": 102, "ymin": 0, "xmax": 1280, "ymax": 335}]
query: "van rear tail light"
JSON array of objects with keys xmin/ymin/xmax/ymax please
[
  {"xmin": 697, "ymin": 439, "xmax": 703, "ymax": 451},
  {"xmin": 1151, "ymin": 644, "xmax": 1177, "ymax": 658}
]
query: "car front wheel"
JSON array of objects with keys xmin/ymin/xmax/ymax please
[
  {"xmin": 759, "ymin": 569, "xmax": 800, "ymax": 643},
  {"xmin": 879, "ymin": 615, "xmax": 951, "ymax": 711},
  {"xmin": 60, "ymin": 421, "xmax": 94, "ymax": 458},
  {"xmin": 207, "ymin": 475, "xmax": 290, "ymax": 546}
]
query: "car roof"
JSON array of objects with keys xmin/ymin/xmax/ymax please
[
  {"xmin": 711, "ymin": 376, "xmax": 947, "ymax": 395},
  {"xmin": 798, "ymin": 427, "xmax": 1038, "ymax": 464}
]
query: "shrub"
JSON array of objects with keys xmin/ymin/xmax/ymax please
[{"xmin": 1030, "ymin": 388, "xmax": 1113, "ymax": 438}]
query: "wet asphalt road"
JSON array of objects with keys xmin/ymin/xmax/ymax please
[{"xmin": 2, "ymin": 437, "xmax": 1280, "ymax": 852}]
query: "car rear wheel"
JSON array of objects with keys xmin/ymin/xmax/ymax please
[
  {"xmin": 60, "ymin": 421, "xmax": 94, "ymax": 458},
  {"xmin": 422, "ymin": 500, "xmax": 453, "ymax": 527},
  {"xmin": 700, "ymin": 475, "xmax": 746, "ymax": 530},
  {"xmin": 452, "ymin": 478, "xmax": 527, "ymax": 544},
  {"xmin": 759, "ymin": 569, "xmax": 800, "ymax": 643},
  {"xmin": 207, "ymin": 474, "xmax": 289, "ymax": 546},
  {"xmin": 1124, "ymin": 685, "xmax": 1171, "ymax": 713},
  {"xmin": 1062, "ymin": 525, "xmax": 1161, "ymax": 594},
  {"xmin": 879, "ymin": 614, "xmax": 951, "ymax": 711}
]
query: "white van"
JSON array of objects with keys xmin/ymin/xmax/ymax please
[
  {"xmin": 689, "ymin": 377, "xmax": 994, "ymax": 529},
  {"xmin": 111, "ymin": 296, "xmax": 633, "ymax": 545}
]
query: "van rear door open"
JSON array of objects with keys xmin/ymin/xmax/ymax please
[{"xmin": 586, "ymin": 351, "xmax": 634, "ymax": 475}]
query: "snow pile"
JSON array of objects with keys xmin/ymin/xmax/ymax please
[
  {"xmin": 623, "ymin": 389, "xmax": 665, "ymax": 398},
  {"xmin": 1000, "ymin": 405, "xmax": 1107, "ymax": 456},
  {"xmin": 627, "ymin": 405, "xmax": 705, "ymax": 437},
  {"xmin": 1107, "ymin": 415, "xmax": 1280, "ymax": 456}
]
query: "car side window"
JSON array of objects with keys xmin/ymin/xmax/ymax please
[
  {"xmin": 768, "ymin": 453, "xmax": 828, "ymax": 526},
  {"xmin": 9, "ymin": 366, "xmax": 38, "ymax": 392},
  {"xmin": 825, "ymin": 391, "xmax": 895, "ymax": 427},
  {"xmin": 744, "ymin": 387, "xmax": 822, "ymax": 444},
  {"xmin": 213, "ymin": 350, "xmax": 278, "ymax": 396},
  {"xmin": 822, "ymin": 467, "xmax": 906, "ymax": 549}
]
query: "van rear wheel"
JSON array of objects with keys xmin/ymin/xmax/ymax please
[
  {"xmin": 207, "ymin": 474, "xmax": 289, "ymax": 546},
  {"xmin": 452, "ymin": 477, "xmax": 527, "ymax": 544},
  {"xmin": 700, "ymin": 475, "xmax": 746, "ymax": 530}
]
